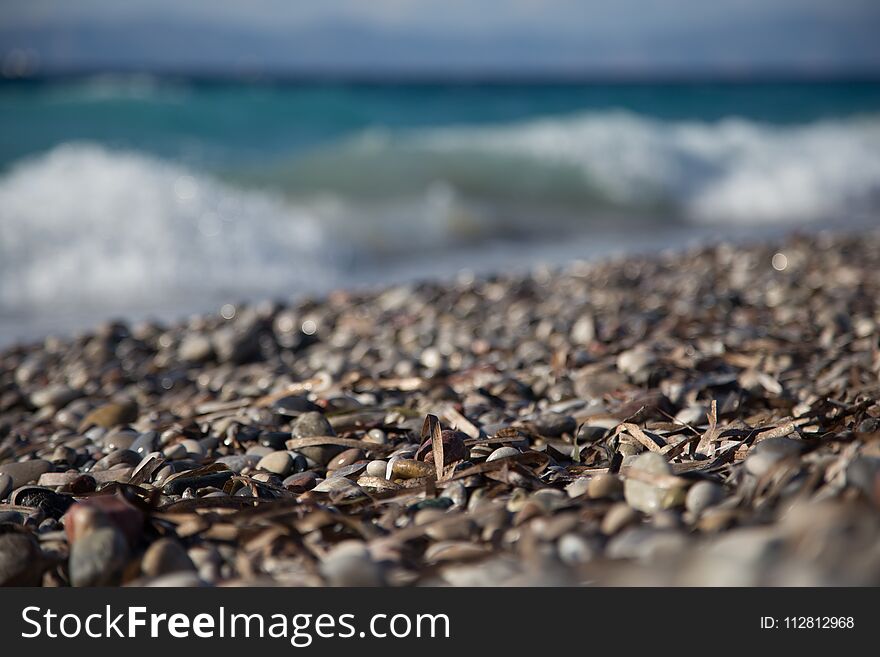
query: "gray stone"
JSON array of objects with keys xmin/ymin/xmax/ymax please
[
  {"xmin": 0, "ymin": 531, "xmax": 43, "ymax": 585},
  {"xmin": 0, "ymin": 473, "xmax": 12, "ymax": 500},
  {"xmin": 141, "ymin": 538, "xmax": 196, "ymax": 577},
  {"xmin": 130, "ymin": 431, "xmax": 159, "ymax": 455},
  {"xmin": 564, "ymin": 477, "xmax": 590, "ymax": 498},
  {"xmin": 366, "ymin": 460, "xmax": 388, "ymax": 478},
  {"xmin": 486, "ymin": 446, "xmax": 520, "ymax": 462},
  {"xmin": 601, "ymin": 502, "xmax": 640, "ymax": 535},
  {"xmin": 624, "ymin": 452, "xmax": 677, "ymax": 514},
  {"xmin": 292, "ymin": 411, "xmax": 335, "ymax": 438},
  {"xmin": 320, "ymin": 540, "xmax": 384, "ymax": 586},
  {"xmin": 745, "ymin": 437, "xmax": 803, "ymax": 477},
  {"xmin": 557, "ymin": 533, "xmax": 598, "ymax": 565},
  {"xmin": 92, "ymin": 449, "xmax": 140, "ymax": 472},
  {"xmin": 588, "ymin": 474, "xmax": 623, "ymax": 499},
  {"xmin": 69, "ymin": 527, "xmax": 130, "ymax": 587},
  {"xmin": 214, "ymin": 454, "xmax": 261, "ymax": 473},
  {"xmin": 685, "ymin": 481, "xmax": 725, "ymax": 515},
  {"xmin": 178, "ymin": 333, "xmax": 214, "ymax": 362},
  {"xmin": 0, "ymin": 460, "xmax": 52, "ymax": 488},
  {"xmin": 30, "ymin": 384, "xmax": 79, "ymax": 409},
  {"xmin": 257, "ymin": 451, "xmax": 295, "ymax": 476},
  {"xmin": 531, "ymin": 412, "xmax": 577, "ymax": 437}
]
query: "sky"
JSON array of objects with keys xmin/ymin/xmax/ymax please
[{"xmin": 1, "ymin": 0, "xmax": 879, "ymax": 76}]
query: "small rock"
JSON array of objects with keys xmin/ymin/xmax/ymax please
[
  {"xmin": 130, "ymin": 431, "xmax": 159, "ymax": 456},
  {"xmin": 364, "ymin": 429, "xmax": 387, "ymax": 445},
  {"xmin": 69, "ymin": 527, "xmax": 130, "ymax": 586},
  {"xmin": 0, "ymin": 459, "xmax": 52, "ymax": 488},
  {"xmin": 602, "ymin": 502, "xmax": 640, "ymax": 535},
  {"xmin": 558, "ymin": 533, "xmax": 597, "ymax": 565},
  {"xmin": 78, "ymin": 400, "xmax": 139, "ymax": 431},
  {"xmin": 0, "ymin": 530, "xmax": 43, "ymax": 585},
  {"xmin": 624, "ymin": 452, "xmax": 679, "ymax": 514},
  {"xmin": 64, "ymin": 495, "xmax": 144, "ymax": 547},
  {"xmin": 257, "ymin": 451, "xmax": 295, "ymax": 476},
  {"xmin": 616, "ymin": 347, "xmax": 656, "ymax": 383},
  {"xmin": 273, "ymin": 395, "xmax": 321, "ymax": 417},
  {"xmin": 588, "ymin": 474, "xmax": 623, "ymax": 499},
  {"xmin": 141, "ymin": 538, "xmax": 196, "ymax": 577},
  {"xmin": 745, "ymin": 437, "xmax": 803, "ymax": 477},
  {"xmin": 366, "ymin": 460, "xmax": 388, "ymax": 478},
  {"xmin": 178, "ymin": 333, "xmax": 214, "ymax": 362},
  {"xmin": 531, "ymin": 412, "xmax": 577, "ymax": 437},
  {"xmin": 327, "ymin": 448, "xmax": 364, "ymax": 471},
  {"xmin": 30, "ymin": 384, "xmax": 80, "ymax": 409},
  {"xmin": 564, "ymin": 477, "xmax": 590, "ymax": 498},
  {"xmin": 291, "ymin": 411, "xmax": 335, "ymax": 438},
  {"xmin": 685, "ymin": 481, "xmax": 726, "ymax": 515},
  {"xmin": 283, "ymin": 471, "xmax": 319, "ymax": 491},
  {"xmin": 391, "ymin": 459, "xmax": 434, "ymax": 479},
  {"xmin": 0, "ymin": 473, "xmax": 12, "ymax": 500},
  {"xmin": 92, "ymin": 449, "xmax": 140, "ymax": 472},
  {"xmin": 214, "ymin": 454, "xmax": 261, "ymax": 473},
  {"xmin": 320, "ymin": 541, "xmax": 384, "ymax": 586}
]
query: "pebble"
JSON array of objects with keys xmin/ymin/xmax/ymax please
[
  {"xmin": 564, "ymin": 477, "xmax": 590, "ymax": 498},
  {"xmin": 69, "ymin": 527, "xmax": 130, "ymax": 586},
  {"xmin": 588, "ymin": 474, "xmax": 623, "ymax": 499},
  {"xmin": 685, "ymin": 481, "xmax": 725, "ymax": 515},
  {"xmin": 78, "ymin": 400, "xmax": 139, "ymax": 431},
  {"xmin": 283, "ymin": 471, "xmax": 319, "ymax": 491},
  {"xmin": 531, "ymin": 412, "xmax": 577, "ymax": 437},
  {"xmin": 557, "ymin": 533, "xmax": 598, "ymax": 565},
  {"xmin": 272, "ymin": 395, "xmax": 321, "ymax": 417},
  {"xmin": 327, "ymin": 448, "xmax": 365, "ymax": 471},
  {"xmin": 486, "ymin": 446, "xmax": 520, "ymax": 462},
  {"xmin": 30, "ymin": 384, "xmax": 79, "ymax": 409},
  {"xmin": 366, "ymin": 459, "xmax": 388, "ymax": 477},
  {"xmin": 0, "ymin": 459, "xmax": 52, "ymax": 488},
  {"xmin": 130, "ymin": 431, "xmax": 159, "ymax": 455},
  {"xmin": 291, "ymin": 411, "xmax": 335, "ymax": 437},
  {"xmin": 601, "ymin": 502, "xmax": 640, "ymax": 535},
  {"xmin": 320, "ymin": 540, "xmax": 384, "ymax": 586},
  {"xmin": 257, "ymin": 451, "xmax": 295, "ymax": 476},
  {"xmin": 745, "ymin": 437, "xmax": 804, "ymax": 477},
  {"xmin": 391, "ymin": 459, "xmax": 434, "ymax": 479},
  {"xmin": 0, "ymin": 531, "xmax": 43, "ymax": 585},
  {"xmin": 92, "ymin": 449, "xmax": 141, "ymax": 471},
  {"xmin": 178, "ymin": 333, "xmax": 214, "ymax": 362},
  {"xmin": 0, "ymin": 473, "xmax": 12, "ymax": 500},
  {"xmin": 162, "ymin": 470, "xmax": 234, "ymax": 495},
  {"xmin": 214, "ymin": 454, "xmax": 261, "ymax": 473},
  {"xmin": 312, "ymin": 477, "xmax": 361, "ymax": 494},
  {"xmin": 64, "ymin": 495, "xmax": 144, "ymax": 547},
  {"xmin": 364, "ymin": 428, "xmax": 388, "ymax": 445},
  {"xmin": 141, "ymin": 538, "xmax": 196, "ymax": 577},
  {"xmin": 623, "ymin": 452, "xmax": 678, "ymax": 514}
]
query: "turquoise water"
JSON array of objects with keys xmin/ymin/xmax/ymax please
[
  {"xmin": 3, "ymin": 79, "xmax": 880, "ymax": 168},
  {"xmin": 1, "ymin": 77, "xmax": 880, "ymax": 343}
]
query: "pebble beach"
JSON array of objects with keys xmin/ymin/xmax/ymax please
[{"xmin": 2, "ymin": 230, "xmax": 880, "ymax": 587}]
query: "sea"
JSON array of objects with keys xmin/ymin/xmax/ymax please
[{"xmin": 2, "ymin": 77, "xmax": 880, "ymax": 345}]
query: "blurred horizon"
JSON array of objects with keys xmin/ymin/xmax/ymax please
[{"xmin": 2, "ymin": 0, "xmax": 880, "ymax": 79}]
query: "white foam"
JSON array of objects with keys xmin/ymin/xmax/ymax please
[
  {"xmin": 416, "ymin": 111, "xmax": 880, "ymax": 223},
  {"xmin": 0, "ymin": 143, "xmax": 331, "ymax": 311}
]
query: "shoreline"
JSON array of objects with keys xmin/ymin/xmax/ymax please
[{"xmin": 2, "ymin": 230, "xmax": 880, "ymax": 586}]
